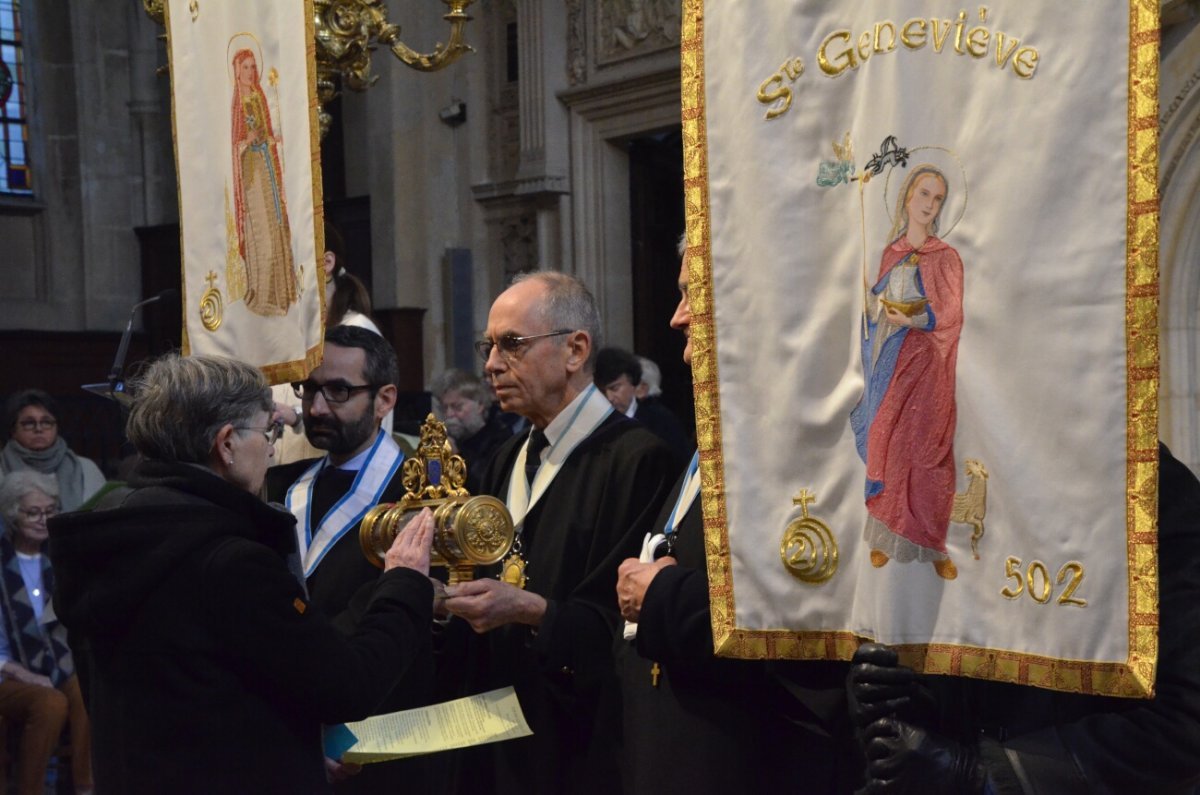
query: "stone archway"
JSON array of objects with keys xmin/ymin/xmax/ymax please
[{"xmin": 1159, "ymin": 18, "xmax": 1200, "ymax": 472}]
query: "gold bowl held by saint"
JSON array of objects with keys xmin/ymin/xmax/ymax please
[{"xmin": 879, "ymin": 296, "xmax": 928, "ymax": 317}]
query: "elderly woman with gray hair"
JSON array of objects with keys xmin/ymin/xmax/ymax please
[
  {"xmin": 0, "ymin": 470, "xmax": 92, "ymax": 795},
  {"xmin": 47, "ymin": 353, "xmax": 435, "ymax": 794}
]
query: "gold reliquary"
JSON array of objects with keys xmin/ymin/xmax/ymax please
[{"xmin": 360, "ymin": 414, "xmax": 514, "ymax": 583}]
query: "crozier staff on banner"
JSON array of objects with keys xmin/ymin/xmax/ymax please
[
  {"xmin": 683, "ymin": 2, "xmax": 1160, "ymax": 697},
  {"xmin": 166, "ymin": 0, "xmax": 324, "ymax": 384}
]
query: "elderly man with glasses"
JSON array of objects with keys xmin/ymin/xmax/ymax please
[
  {"xmin": 441, "ymin": 271, "xmax": 676, "ymax": 795},
  {"xmin": 265, "ymin": 324, "xmax": 435, "ymax": 792}
]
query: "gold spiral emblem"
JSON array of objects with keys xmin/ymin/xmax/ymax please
[
  {"xmin": 457, "ymin": 496, "xmax": 514, "ymax": 563},
  {"xmin": 200, "ymin": 270, "xmax": 223, "ymax": 332},
  {"xmin": 780, "ymin": 489, "xmax": 838, "ymax": 584}
]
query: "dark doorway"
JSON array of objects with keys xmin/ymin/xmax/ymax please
[{"xmin": 628, "ymin": 128, "xmax": 693, "ymax": 439}]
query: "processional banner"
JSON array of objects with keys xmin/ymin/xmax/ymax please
[
  {"xmin": 167, "ymin": 0, "xmax": 324, "ymax": 383},
  {"xmin": 685, "ymin": 1, "xmax": 1161, "ymax": 696}
]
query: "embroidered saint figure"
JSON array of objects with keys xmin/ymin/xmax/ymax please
[
  {"xmin": 230, "ymin": 48, "xmax": 298, "ymax": 316},
  {"xmin": 850, "ymin": 164, "xmax": 965, "ymax": 580}
]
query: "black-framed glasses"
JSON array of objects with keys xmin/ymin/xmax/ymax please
[
  {"xmin": 474, "ymin": 329, "xmax": 574, "ymax": 363},
  {"xmin": 18, "ymin": 507, "xmax": 59, "ymax": 522},
  {"xmin": 16, "ymin": 418, "xmax": 56, "ymax": 432},
  {"xmin": 291, "ymin": 381, "xmax": 381, "ymax": 404},
  {"xmin": 236, "ymin": 422, "xmax": 284, "ymax": 445}
]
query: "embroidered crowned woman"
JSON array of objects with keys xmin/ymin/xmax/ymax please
[
  {"xmin": 230, "ymin": 48, "xmax": 298, "ymax": 317},
  {"xmin": 849, "ymin": 164, "xmax": 965, "ymax": 580}
]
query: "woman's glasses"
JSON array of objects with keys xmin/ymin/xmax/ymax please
[
  {"xmin": 236, "ymin": 422, "xmax": 284, "ymax": 445},
  {"xmin": 18, "ymin": 507, "xmax": 59, "ymax": 522},
  {"xmin": 16, "ymin": 419, "xmax": 56, "ymax": 432}
]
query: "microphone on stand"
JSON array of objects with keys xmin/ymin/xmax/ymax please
[{"xmin": 83, "ymin": 288, "xmax": 179, "ymax": 404}]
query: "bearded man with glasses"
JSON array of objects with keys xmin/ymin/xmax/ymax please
[
  {"xmin": 441, "ymin": 271, "xmax": 676, "ymax": 795},
  {"xmin": 265, "ymin": 324, "xmax": 435, "ymax": 792}
]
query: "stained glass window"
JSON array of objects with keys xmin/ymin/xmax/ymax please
[{"xmin": 0, "ymin": 0, "xmax": 31, "ymax": 195}]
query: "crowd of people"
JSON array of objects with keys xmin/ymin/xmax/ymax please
[{"xmin": 0, "ymin": 244, "xmax": 1196, "ymax": 794}]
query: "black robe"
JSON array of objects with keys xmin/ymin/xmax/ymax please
[
  {"xmin": 266, "ymin": 459, "xmax": 408, "ymax": 628},
  {"xmin": 457, "ymin": 413, "xmax": 515, "ymax": 494},
  {"xmin": 634, "ymin": 397, "xmax": 691, "ymax": 470},
  {"xmin": 266, "ymin": 457, "xmax": 433, "ymax": 794},
  {"xmin": 620, "ymin": 472, "xmax": 857, "ymax": 794},
  {"xmin": 455, "ymin": 413, "xmax": 675, "ymax": 795}
]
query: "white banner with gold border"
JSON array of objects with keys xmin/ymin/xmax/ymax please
[
  {"xmin": 167, "ymin": 0, "xmax": 323, "ymax": 384},
  {"xmin": 684, "ymin": 1, "xmax": 1160, "ymax": 697}
]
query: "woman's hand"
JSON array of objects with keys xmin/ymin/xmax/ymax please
[
  {"xmin": 2, "ymin": 662, "xmax": 53, "ymax": 689},
  {"xmin": 384, "ymin": 508, "xmax": 434, "ymax": 576},
  {"xmin": 884, "ymin": 306, "xmax": 915, "ymax": 327}
]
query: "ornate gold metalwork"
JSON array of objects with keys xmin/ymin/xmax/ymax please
[
  {"xmin": 199, "ymin": 270, "xmax": 224, "ymax": 332},
  {"xmin": 360, "ymin": 414, "xmax": 513, "ymax": 584},
  {"xmin": 313, "ymin": 0, "xmax": 477, "ymax": 136},
  {"xmin": 780, "ymin": 489, "xmax": 838, "ymax": 585},
  {"xmin": 142, "ymin": 0, "xmax": 165, "ymax": 25},
  {"xmin": 145, "ymin": 1, "xmax": 476, "ymax": 139}
]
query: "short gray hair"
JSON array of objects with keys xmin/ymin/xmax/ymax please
[
  {"xmin": 430, "ymin": 368, "xmax": 494, "ymax": 407},
  {"xmin": 0, "ymin": 471, "xmax": 59, "ymax": 528},
  {"xmin": 513, "ymin": 271, "xmax": 602, "ymax": 371},
  {"xmin": 126, "ymin": 354, "xmax": 272, "ymax": 464},
  {"xmin": 637, "ymin": 356, "xmax": 662, "ymax": 397}
]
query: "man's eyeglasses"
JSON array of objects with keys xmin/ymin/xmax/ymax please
[
  {"xmin": 236, "ymin": 422, "xmax": 284, "ymax": 445},
  {"xmin": 18, "ymin": 507, "xmax": 59, "ymax": 522},
  {"xmin": 16, "ymin": 419, "xmax": 56, "ymax": 432},
  {"xmin": 291, "ymin": 381, "xmax": 380, "ymax": 404},
  {"xmin": 474, "ymin": 329, "xmax": 574, "ymax": 363}
]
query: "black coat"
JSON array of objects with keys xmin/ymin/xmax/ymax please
[
  {"xmin": 49, "ymin": 460, "xmax": 434, "ymax": 794},
  {"xmin": 621, "ymin": 474, "xmax": 856, "ymax": 794},
  {"xmin": 452, "ymin": 413, "xmax": 675, "ymax": 795}
]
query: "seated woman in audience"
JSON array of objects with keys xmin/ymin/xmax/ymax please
[
  {"xmin": 0, "ymin": 471, "xmax": 92, "ymax": 795},
  {"xmin": 1, "ymin": 391, "xmax": 104, "ymax": 511},
  {"xmin": 47, "ymin": 354, "xmax": 435, "ymax": 793}
]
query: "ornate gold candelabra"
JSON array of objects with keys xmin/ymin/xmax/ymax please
[
  {"xmin": 143, "ymin": 0, "xmax": 476, "ymax": 137},
  {"xmin": 359, "ymin": 414, "xmax": 513, "ymax": 584}
]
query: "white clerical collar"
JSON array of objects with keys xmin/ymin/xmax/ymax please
[
  {"xmin": 624, "ymin": 396, "xmax": 638, "ymax": 418},
  {"xmin": 508, "ymin": 385, "xmax": 613, "ymax": 528},
  {"xmin": 541, "ymin": 386, "xmax": 591, "ymax": 446}
]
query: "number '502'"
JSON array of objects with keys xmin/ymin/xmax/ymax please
[{"xmin": 1000, "ymin": 556, "xmax": 1087, "ymax": 607}]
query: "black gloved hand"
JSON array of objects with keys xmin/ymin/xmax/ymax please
[
  {"xmin": 858, "ymin": 717, "xmax": 986, "ymax": 795},
  {"xmin": 846, "ymin": 643, "xmax": 920, "ymax": 730}
]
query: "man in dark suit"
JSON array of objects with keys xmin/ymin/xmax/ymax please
[
  {"xmin": 265, "ymin": 324, "xmax": 431, "ymax": 792},
  {"xmin": 614, "ymin": 250, "xmax": 856, "ymax": 794},
  {"xmin": 594, "ymin": 346, "xmax": 690, "ymax": 469},
  {"xmin": 443, "ymin": 272, "xmax": 675, "ymax": 794}
]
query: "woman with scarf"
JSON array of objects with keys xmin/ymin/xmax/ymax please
[
  {"xmin": 47, "ymin": 354, "xmax": 435, "ymax": 793},
  {"xmin": 1, "ymin": 391, "xmax": 104, "ymax": 512},
  {"xmin": 0, "ymin": 471, "xmax": 92, "ymax": 795}
]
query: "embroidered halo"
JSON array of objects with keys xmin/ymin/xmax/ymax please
[
  {"xmin": 882, "ymin": 146, "xmax": 968, "ymax": 241},
  {"xmin": 226, "ymin": 32, "xmax": 264, "ymax": 84}
]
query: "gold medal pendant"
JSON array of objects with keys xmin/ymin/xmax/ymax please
[{"xmin": 501, "ymin": 553, "xmax": 528, "ymax": 589}]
